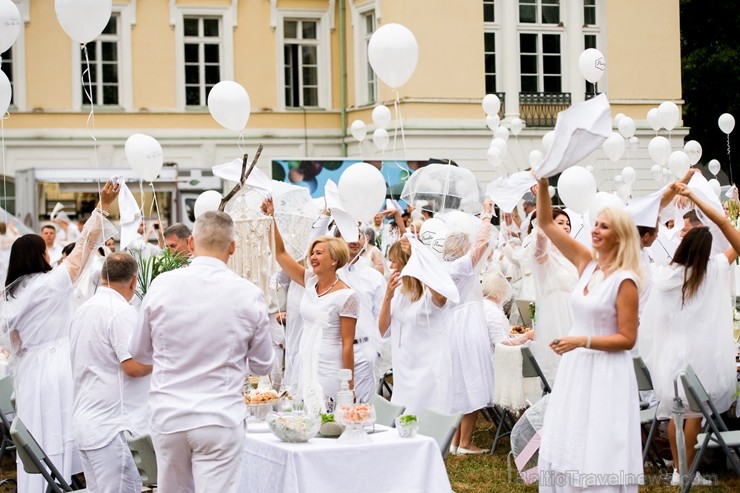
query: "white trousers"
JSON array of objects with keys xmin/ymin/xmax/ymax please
[
  {"xmin": 80, "ymin": 432, "xmax": 142, "ymax": 493},
  {"xmin": 152, "ymin": 423, "xmax": 245, "ymax": 493}
]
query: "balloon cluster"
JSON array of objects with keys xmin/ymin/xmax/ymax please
[{"xmin": 0, "ymin": 0, "xmax": 23, "ymax": 114}]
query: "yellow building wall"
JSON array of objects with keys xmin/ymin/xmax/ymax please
[{"xmin": 134, "ymin": 0, "xmax": 177, "ymax": 110}]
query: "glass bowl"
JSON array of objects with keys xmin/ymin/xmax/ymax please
[
  {"xmin": 267, "ymin": 413, "xmax": 321, "ymax": 443},
  {"xmin": 395, "ymin": 416, "xmax": 419, "ymax": 438},
  {"xmin": 246, "ymin": 401, "xmax": 278, "ymax": 422},
  {"xmin": 335, "ymin": 404, "xmax": 376, "ymax": 443}
]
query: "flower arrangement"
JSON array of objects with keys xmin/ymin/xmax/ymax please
[{"xmin": 395, "ymin": 414, "xmax": 419, "ymax": 438}]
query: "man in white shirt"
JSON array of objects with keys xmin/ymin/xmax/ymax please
[
  {"xmin": 130, "ymin": 211, "xmax": 274, "ymax": 493},
  {"xmin": 70, "ymin": 252, "xmax": 152, "ymax": 493},
  {"xmin": 41, "ymin": 224, "xmax": 63, "ymax": 265}
]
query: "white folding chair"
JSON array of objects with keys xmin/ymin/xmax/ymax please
[
  {"xmin": 126, "ymin": 432, "xmax": 158, "ymax": 488},
  {"xmin": 417, "ymin": 408, "xmax": 463, "ymax": 460},
  {"xmin": 370, "ymin": 394, "xmax": 405, "ymax": 427}
]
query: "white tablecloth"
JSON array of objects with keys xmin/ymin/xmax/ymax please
[{"xmin": 238, "ymin": 425, "xmax": 452, "ymax": 493}]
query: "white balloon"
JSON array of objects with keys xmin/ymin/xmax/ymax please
[
  {"xmin": 650, "ymin": 164, "xmax": 662, "ymax": 181},
  {"xmin": 614, "ymin": 174, "xmax": 624, "ymax": 185},
  {"xmin": 708, "ymin": 159, "xmax": 721, "ymax": 176},
  {"xmin": 548, "ymin": 186, "xmax": 556, "ymax": 198},
  {"xmin": 683, "ymin": 140, "xmax": 702, "ymax": 165},
  {"xmin": 662, "ymin": 168, "xmax": 671, "ymax": 178},
  {"xmin": 718, "ymin": 113, "xmax": 735, "ymax": 135},
  {"xmin": 542, "ymin": 131, "xmax": 555, "ymax": 153},
  {"xmin": 486, "ymin": 146, "xmax": 502, "ymax": 168},
  {"xmin": 0, "ymin": 0, "xmax": 22, "ymax": 53},
  {"xmin": 647, "ymin": 108, "xmax": 662, "ymax": 132},
  {"xmin": 585, "ymin": 165, "xmax": 594, "ymax": 174},
  {"xmin": 658, "ymin": 101, "xmax": 679, "ymax": 131},
  {"xmin": 368, "ymin": 23, "xmax": 418, "ymax": 89},
  {"xmin": 667, "ymin": 150, "xmax": 690, "ymax": 178},
  {"xmin": 603, "ymin": 132, "xmax": 626, "ymax": 162},
  {"xmin": 207, "ymin": 81, "xmax": 251, "ymax": 131},
  {"xmin": 0, "ymin": 70, "xmax": 11, "ymax": 116},
  {"xmin": 372, "ymin": 105, "xmax": 392, "ymax": 129},
  {"xmin": 350, "ymin": 120, "xmax": 367, "ymax": 142},
  {"xmin": 494, "ymin": 126, "xmax": 509, "ymax": 142},
  {"xmin": 490, "ymin": 137, "xmax": 507, "ymax": 154},
  {"xmin": 510, "ymin": 118, "xmax": 524, "ymax": 136},
  {"xmin": 125, "ymin": 134, "xmax": 164, "ymax": 182},
  {"xmin": 55, "ymin": 0, "xmax": 112, "ymax": 44},
  {"xmin": 194, "ymin": 190, "xmax": 223, "ymax": 219},
  {"xmin": 529, "ymin": 149, "xmax": 544, "ymax": 168},
  {"xmin": 621, "ymin": 166, "xmax": 636, "ymax": 185},
  {"xmin": 482, "ymin": 94, "xmax": 501, "ymax": 117},
  {"xmin": 338, "ymin": 163, "xmax": 386, "ymax": 222},
  {"xmin": 485, "ymin": 114, "xmax": 500, "ymax": 132},
  {"xmin": 708, "ymin": 178, "xmax": 721, "ymax": 197},
  {"xmin": 628, "ymin": 136, "xmax": 639, "ymax": 149},
  {"xmin": 618, "ymin": 116, "xmax": 636, "ymax": 139},
  {"xmin": 578, "ymin": 48, "xmax": 606, "ymax": 84},
  {"xmin": 648, "ymin": 136, "xmax": 671, "ymax": 165},
  {"xmin": 557, "ymin": 166, "xmax": 596, "ymax": 215},
  {"xmin": 372, "ymin": 128, "xmax": 389, "ymax": 151},
  {"xmin": 589, "ymin": 191, "xmax": 624, "ymax": 221},
  {"xmin": 418, "ymin": 218, "xmax": 447, "ymax": 250},
  {"xmin": 613, "ymin": 113, "xmax": 625, "ymax": 126}
]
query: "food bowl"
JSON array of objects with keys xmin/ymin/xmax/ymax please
[
  {"xmin": 246, "ymin": 401, "xmax": 278, "ymax": 422},
  {"xmin": 395, "ymin": 416, "xmax": 419, "ymax": 438},
  {"xmin": 267, "ymin": 413, "xmax": 321, "ymax": 443}
]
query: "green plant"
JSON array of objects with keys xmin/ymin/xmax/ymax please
[
  {"xmin": 398, "ymin": 414, "xmax": 417, "ymax": 425},
  {"xmin": 528, "ymin": 302, "xmax": 536, "ymax": 321},
  {"xmin": 321, "ymin": 413, "xmax": 335, "ymax": 424},
  {"xmin": 133, "ymin": 248, "xmax": 190, "ymax": 300}
]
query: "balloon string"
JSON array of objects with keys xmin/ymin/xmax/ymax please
[
  {"xmin": 81, "ymin": 44, "xmax": 103, "ymax": 202},
  {"xmin": 727, "ymin": 134, "xmax": 733, "ymax": 185},
  {"xmin": 390, "ymin": 90, "xmax": 409, "ymax": 203},
  {"xmin": 150, "ymin": 182, "xmax": 163, "ymax": 228},
  {"xmin": 1, "ymin": 115, "xmax": 8, "ymax": 226},
  {"xmin": 238, "ymin": 131, "xmax": 247, "ymax": 156},
  {"xmin": 139, "ymin": 180, "xmax": 146, "ymax": 214}
]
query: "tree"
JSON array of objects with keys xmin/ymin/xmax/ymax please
[{"xmin": 681, "ymin": 0, "xmax": 740, "ymax": 185}]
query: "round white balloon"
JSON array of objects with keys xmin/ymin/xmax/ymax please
[
  {"xmin": 648, "ymin": 136, "xmax": 671, "ymax": 166},
  {"xmin": 650, "ymin": 164, "xmax": 662, "ymax": 181},
  {"xmin": 350, "ymin": 120, "xmax": 367, "ymax": 142},
  {"xmin": 647, "ymin": 108, "xmax": 662, "ymax": 132},
  {"xmin": 542, "ymin": 131, "xmax": 555, "ymax": 153},
  {"xmin": 603, "ymin": 132, "xmax": 626, "ymax": 162},
  {"xmin": 613, "ymin": 113, "xmax": 625, "ymax": 126},
  {"xmin": 194, "ymin": 190, "xmax": 223, "ymax": 219},
  {"xmin": 494, "ymin": 126, "xmax": 509, "ymax": 142},
  {"xmin": 418, "ymin": 218, "xmax": 447, "ymax": 248},
  {"xmin": 490, "ymin": 137, "xmax": 507, "ymax": 154},
  {"xmin": 708, "ymin": 159, "xmax": 721, "ymax": 176},
  {"xmin": 373, "ymin": 128, "xmax": 389, "ymax": 151},
  {"xmin": 485, "ymin": 114, "xmax": 500, "ymax": 132},
  {"xmin": 658, "ymin": 101, "xmax": 679, "ymax": 131},
  {"xmin": 529, "ymin": 149, "xmax": 544, "ymax": 169},
  {"xmin": 0, "ymin": 0, "xmax": 22, "ymax": 53},
  {"xmin": 589, "ymin": 191, "xmax": 625, "ymax": 221},
  {"xmin": 683, "ymin": 140, "xmax": 702, "ymax": 165},
  {"xmin": 708, "ymin": 178, "xmax": 721, "ymax": 197},
  {"xmin": 614, "ymin": 174, "xmax": 624, "ymax": 185},
  {"xmin": 482, "ymin": 94, "xmax": 501, "ymax": 117},
  {"xmin": 55, "ymin": 0, "xmax": 112, "ymax": 45},
  {"xmin": 618, "ymin": 116, "xmax": 636, "ymax": 139},
  {"xmin": 585, "ymin": 165, "xmax": 594, "ymax": 174},
  {"xmin": 0, "ymin": 70, "xmax": 11, "ymax": 115},
  {"xmin": 629, "ymin": 136, "xmax": 639, "ymax": 149},
  {"xmin": 338, "ymin": 163, "xmax": 386, "ymax": 222},
  {"xmin": 125, "ymin": 134, "xmax": 164, "ymax": 182},
  {"xmin": 718, "ymin": 113, "xmax": 735, "ymax": 135},
  {"xmin": 621, "ymin": 166, "xmax": 636, "ymax": 185},
  {"xmin": 510, "ymin": 118, "xmax": 524, "ymax": 136},
  {"xmin": 578, "ymin": 48, "xmax": 606, "ymax": 83},
  {"xmin": 372, "ymin": 105, "xmax": 392, "ymax": 129},
  {"xmin": 667, "ymin": 150, "xmax": 690, "ymax": 178},
  {"xmin": 486, "ymin": 146, "xmax": 502, "ymax": 168},
  {"xmin": 368, "ymin": 23, "xmax": 419, "ymax": 89},
  {"xmin": 557, "ymin": 166, "xmax": 596, "ymax": 214},
  {"xmin": 207, "ymin": 81, "xmax": 251, "ymax": 132},
  {"xmin": 548, "ymin": 185, "xmax": 556, "ymax": 198}
]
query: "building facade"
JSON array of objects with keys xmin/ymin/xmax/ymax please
[{"xmin": 0, "ymin": 0, "xmax": 684, "ymax": 227}]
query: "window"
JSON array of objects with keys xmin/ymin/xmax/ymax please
[
  {"xmin": 484, "ymin": 0, "xmax": 495, "ymax": 22},
  {"xmin": 520, "ymin": 33, "xmax": 561, "ymax": 92},
  {"xmin": 484, "ymin": 33, "xmax": 497, "ymax": 93},
  {"xmin": 584, "ymin": 0, "xmax": 596, "ymax": 26},
  {"xmin": 183, "ymin": 16, "xmax": 222, "ymax": 107},
  {"xmin": 584, "ymin": 34, "xmax": 597, "ymax": 94},
  {"xmin": 283, "ymin": 19, "xmax": 319, "ymax": 108},
  {"xmin": 361, "ymin": 11, "xmax": 377, "ymax": 104},
  {"xmin": 81, "ymin": 15, "xmax": 120, "ymax": 106},
  {"xmin": 519, "ymin": 0, "xmax": 559, "ymax": 24},
  {"xmin": 1, "ymin": 47, "xmax": 13, "ymax": 107}
]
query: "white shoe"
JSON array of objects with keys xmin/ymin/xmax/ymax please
[
  {"xmin": 456, "ymin": 446, "xmax": 487, "ymax": 455},
  {"xmin": 671, "ymin": 470, "xmax": 680, "ymax": 486},
  {"xmin": 670, "ymin": 470, "xmax": 713, "ymax": 487},
  {"xmin": 449, "ymin": 444, "xmax": 458, "ymax": 455}
]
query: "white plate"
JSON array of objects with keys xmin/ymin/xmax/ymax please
[{"xmin": 246, "ymin": 421, "xmax": 271, "ymax": 433}]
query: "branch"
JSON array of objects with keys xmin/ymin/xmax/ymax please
[{"xmin": 218, "ymin": 144, "xmax": 264, "ymax": 211}]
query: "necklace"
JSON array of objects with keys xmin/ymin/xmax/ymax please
[{"xmin": 316, "ymin": 277, "xmax": 339, "ymax": 297}]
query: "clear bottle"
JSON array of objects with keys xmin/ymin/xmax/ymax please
[{"xmin": 335, "ymin": 369, "xmax": 354, "ymax": 407}]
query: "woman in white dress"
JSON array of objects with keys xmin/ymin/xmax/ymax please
[
  {"xmin": 378, "ymin": 241, "xmax": 450, "ymax": 416},
  {"xmin": 646, "ymin": 183, "xmax": 740, "ymax": 486},
  {"xmin": 362, "ymin": 227, "xmax": 385, "ymax": 275},
  {"xmin": 3, "ymin": 181, "xmax": 119, "ymax": 493},
  {"xmin": 262, "ymin": 198, "xmax": 358, "ymax": 409},
  {"xmin": 530, "ymin": 209, "xmax": 578, "ymax": 385},
  {"xmin": 534, "ymin": 177, "xmax": 644, "ymax": 492},
  {"xmin": 444, "ymin": 199, "xmax": 496, "ymax": 455}
]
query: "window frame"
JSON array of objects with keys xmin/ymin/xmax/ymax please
[
  {"xmin": 173, "ymin": 5, "xmax": 234, "ymax": 111},
  {"xmin": 519, "ymin": 31, "xmax": 563, "ymax": 93},
  {"xmin": 483, "ymin": 0, "xmax": 499, "ymax": 94},
  {"xmin": 276, "ymin": 9, "xmax": 331, "ymax": 111},
  {"xmin": 518, "ymin": 0, "xmax": 561, "ymax": 25}
]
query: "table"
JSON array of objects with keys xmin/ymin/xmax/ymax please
[{"xmin": 238, "ymin": 425, "xmax": 452, "ymax": 493}]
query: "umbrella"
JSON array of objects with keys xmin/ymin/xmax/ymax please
[
  {"xmin": 673, "ymin": 371, "xmax": 687, "ymax": 483},
  {"xmin": 400, "ymin": 163, "xmax": 482, "ymax": 215}
]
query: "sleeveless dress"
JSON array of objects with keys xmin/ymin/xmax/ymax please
[
  {"xmin": 388, "ymin": 289, "xmax": 451, "ymax": 416},
  {"xmin": 538, "ymin": 262, "xmax": 642, "ymax": 492},
  {"xmin": 298, "ymin": 272, "xmax": 359, "ymax": 403}
]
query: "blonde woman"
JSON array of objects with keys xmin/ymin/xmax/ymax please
[{"xmin": 534, "ymin": 178, "xmax": 643, "ymax": 492}]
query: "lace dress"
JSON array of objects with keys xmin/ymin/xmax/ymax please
[
  {"xmin": 538, "ymin": 262, "xmax": 642, "ymax": 492},
  {"xmin": 298, "ymin": 272, "xmax": 359, "ymax": 410}
]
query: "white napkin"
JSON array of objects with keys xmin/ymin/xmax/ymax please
[
  {"xmin": 534, "ymin": 93, "xmax": 612, "ymax": 179},
  {"xmin": 626, "ymin": 185, "xmax": 667, "ymax": 228},
  {"xmin": 324, "ymin": 180, "xmax": 359, "ymax": 243},
  {"xmin": 213, "ymin": 158, "xmax": 273, "ymax": 196},
  {"xmin": 401, "ymin": 236, "xmax": 460, "ymax": 303},
  {"xmin": 486, "ymin": 172, "xmax": 537, "ymax": 213},
  {"xmin": 117, "ymin": 177, "xmax": 142, "ymax": 251},
  {"xmin": 688, "ymin": 173, "xmax": 731, "ymax": 254}
]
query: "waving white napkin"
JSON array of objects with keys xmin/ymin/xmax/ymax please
[
  {"xmin": 324, "ymin": 180, "xmax": 358, "ymax": 243},
  {"xmin": 688, "ymin": 173, "xmax": 730, "ymax": 254},
  {"xmin": 401, "ymin": 236, "xmax": 460, "ymax": 303},
  {"xmin": 116, "ymin": 177, "xmax": 142, "ymax": 251},
  {"xmin": 212, "ymin": 158, "xmax": 273, "ymax": 196},
  {"xmin": 626, "ymin": 185, "xmax": 667, "ymax": 228},
  {"xmin": 486, "ymin": 172, "xmax": 537, "ymax": 214}
]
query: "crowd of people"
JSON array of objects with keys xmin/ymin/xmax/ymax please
[{"xmin": 1, "ymin": 166, "xmax": 739, "ymax": 492}]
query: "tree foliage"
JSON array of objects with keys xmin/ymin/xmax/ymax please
[{"xmin": 681, "ymin": 0, "xmax": 740, "ymax": 184}]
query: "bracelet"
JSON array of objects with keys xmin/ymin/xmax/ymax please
[
  {"xmin": 585, "ymin": 335, "xmax": 592, "ymax": 349},
  {"xmin": 481, "ymin": 214, "xmax": 493, "ymax": 221},
  {"xmin": 95, "ymin": 207, "xmax": 110, "ymax": 217}
]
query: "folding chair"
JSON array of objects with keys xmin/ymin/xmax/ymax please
[
  {"xmin": 678, "ymin": 365, "xmax": 740, "ymax": 493},
  {"xmin": 377, "ymin": 370, "xmax": 393, "ymax": 399},
  {"xmin": 0, "ymin": 375, "xmax": 16, "ymax": 461},
  {"xmin": 370, "ymin": 394, "xmax": 405, "ymax": 427},
  {"xmin": 126, "ymin": 432, "xmax": 158, "ymax": 488},
  {"xmin": 632, "ymin": 357, "xmax": 667, "ymax": 467},
  {"xmin": 417, "ymin": 409, "xmax": 463, "ymax": 460},
  {"xmin": 9, "ymin": 417, "xmax": 87, "ymax": 492},
  {"xmin": 489, "ymin": 346, "xmax": 551, "ymax": 453}
]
